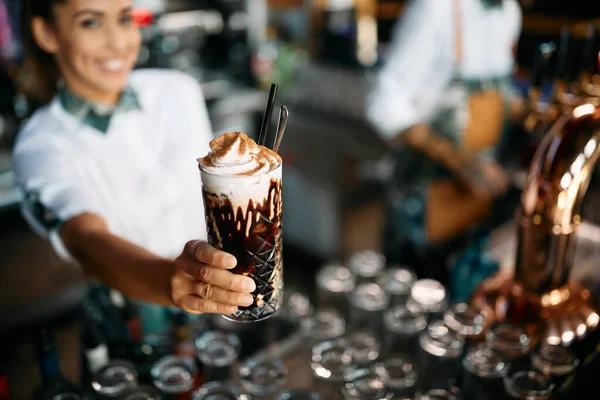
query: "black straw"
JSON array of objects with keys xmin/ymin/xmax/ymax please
[{"xmin": 257, "ymin": 83, "xmax": 279, "ymax": 147}]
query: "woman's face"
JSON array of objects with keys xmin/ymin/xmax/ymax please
[{"xmin": 45, "ymin": 0, "xmax": 141, "ymax": 104}]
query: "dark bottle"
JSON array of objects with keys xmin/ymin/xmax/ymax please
[
  {"xmin": 528, "ymin": 41, "xmax": 555, "ymax": 104},
  {"xmin": 577, "ymin": 23, "xmax": 597, "ymax": 90},
  {"xmin": 82, "ymin": 316, "xmax": 110, "ymax": 376},
  {"xmin": 35, "ymin": 329, "xmax": 63, "ymax": 387},
  {"xmin": 551, "ymin": 28, "xmax": 573, "ymax": 104},
  {"xmin": 523, "ymin": 41, "xmax": 557, "ymax": 139},
  {"xmin": 34, "ymin": 328, "xmax": 85, "ymax": 399}
]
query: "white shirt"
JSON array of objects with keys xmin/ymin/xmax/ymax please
[
  {"xmin": 13, "ymin": 69, "xmax": 212, "ymax": 261},
  {"xmin": 367, "ymin": 0, "xmax": 522, "ymax": 138}
]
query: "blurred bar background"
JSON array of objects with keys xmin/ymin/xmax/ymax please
[{"xmin": 1, "ymin": 0, "xmax": 600, "ymax": 398}]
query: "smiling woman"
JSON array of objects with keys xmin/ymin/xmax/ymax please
[
  {"xmin": 21, "ymin": 0, "xmax": 141, "ymax": 104},
  {"xmin": 12, "ymin": 0, "xmax": 258, "ymax": 319}
]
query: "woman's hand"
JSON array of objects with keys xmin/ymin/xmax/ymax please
[
  {"xmin": 455, "ymin": 156, "xmax": 510, "ymax": 199},
  {"xmin": 171, "ymin": 240, "xmax": 256, "ymax": 314}
]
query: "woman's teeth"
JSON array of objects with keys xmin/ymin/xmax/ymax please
[{"xmin": 99, "ymin": 59, "xmax": 125, "ymax": 72}]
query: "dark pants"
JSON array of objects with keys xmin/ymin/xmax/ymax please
[{"xmin": 383, "ymin": 186, "xmax": 521, "ymax": 285}]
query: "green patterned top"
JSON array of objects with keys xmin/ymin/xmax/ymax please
[{"xmin": 58, "ymin": 84, "xmax": 141, "ymax": 133}]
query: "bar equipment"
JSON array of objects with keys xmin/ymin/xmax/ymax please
[
  {"xmin": 444, "ymin": 303, "xmax": 486, "ymax": 344},
  {"xmin": 122, "ymin": 385, "xmax": 162, "ymax": 400},
  {"xmin": 531, "ymin": 343, "xmax": 579, "ymax": 390},
  {"xmin": 193, "ymin": 381, "xmax": 246, "ymax": 400},
  {"xmin": 486, "ymin": 325, "xmax": 532, "ymax": 369},
  {"xmin": 342, "ymin": 368, "xmax": 390, "ymax": 400},
  {"xmin": 91, "ymin": 360, "xmax": 138, "ymax": 398},
  {"xmin": 40, "ymin": 381, "xmax": 86, "ymax": 400},
  {"xmin": 417, "ymin": 320, "xmax": 464, "ymax": 391},
  {"xmin": 420, "ymin": 388, "xmax": 460, "ymax": 400},
  {"xmin": 311, "ymin": 338, "xmax": 356, "ymax": 400},
  {"xmin": 151, "ymin": 356, "xmax": 197, "ymax": 399},
  {"xmin": 285, "ymin": 292, "xmax": 314, "ymax": 324},
  {"xmin": 409, "ymin": 280, "xmax": 448, "ymax": 321},
  {"xmin": 346, "ymin": 331, "xmax": 380, "ymax": 366},
  {"xmin": 316, "ymin": 264, "xmax": 356, "ymax": 318},
  {"xmin": 460, "ymin": 343, "xmax": 510, "ymax": 400},
  {"xmin": 277, "ymin": 391, "xmax": 320, "ymax": 400},
  {"xmin": 377, "ymin": 267, "xmax": 417, "ymax": 307},
  {"xmin": 239, "ymin": 359, "xmax": 287, "ymax": 398},
  {"xmin": 194, "ymin": 331, "xmax": 241, "ymax": 382},
  {"xmin": 503, "ymin": 370, "xmax": 554, "ymax": 400},
  {"xmin": 347, "ymin": 250, "xmax": 386, "ymax": 284},
  {"xmin": 348, "ymin": 283, "xmax": 389, "ymax": 336},
  {"xmin": 374, "ymin": 356, "xmax": 418, "ymax": 398},
  {"xmin": 383, "ymin": 305, "xmax": 428, "ymax": 359},
  {"xmin": 301, "ymin": 309, "xmax": 347, "ymax": 343}
]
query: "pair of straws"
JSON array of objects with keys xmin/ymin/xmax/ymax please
[{"xmin": 257, "ymin": 84, "xmax": 288, "ymax": 153}]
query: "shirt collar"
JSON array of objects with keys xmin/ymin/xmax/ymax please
[{"xmin": 58, "ymin": 84, "xmax": 141, "ymax": 133}]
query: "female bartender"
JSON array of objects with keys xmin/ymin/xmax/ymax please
[
  {"xmin": 367, "ymin": 0, "xmax": 524, "ymax": 280},
  {"xmin": 13, "ymin": 0, "xmax": 256, "ymax": 315}
]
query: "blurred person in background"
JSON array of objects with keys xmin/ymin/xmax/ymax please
[
  {"xmin": 0, "ymin": 0, "xmax": 11, "ymax": 57},
  {"xmin": 13, "ymin": 0, "xmax": 256, "ymax": 316},
  {"xmin": 367, "ymin": 0, "xmax": 525, "ymax": 282}
]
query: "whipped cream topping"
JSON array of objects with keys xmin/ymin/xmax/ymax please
[{"xmin": 198, "ymin": 132, "xmax": 281, "ymax": 177}]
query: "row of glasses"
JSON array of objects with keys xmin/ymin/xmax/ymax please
[
  {"xmin": 458, "ymin": 324, "xmax": 580, "ymax": 399},
  {"xmin": 193, "ymin": 381, "xmax": 320, "ymax": 400}
]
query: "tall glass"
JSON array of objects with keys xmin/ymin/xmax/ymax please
[
  {"xmin": 342, "ymin": 368, "xmax": 390, "ymax": 400},
  {"xmin": 278, "ymin": 391, "xmax": 320, "ymax": 400},
  {"xmin": 346, "ymin": 331, "xmax": 381, "ymax": 366},
  {"xmin": 486, "ymin": 325, "xmax": 531, "ymax": 370},
  {"xmin": 91, "ymin": 360, "xmax": 138, "ymax": 399},
  {"xmin": 239, "ymin": 359, "xmax": 287, "ymax": 399},
  {"xmin": 122, "ymin": 385, "xmax": 162, "ymax": 400},
  {"xmin": 409, "ymin": 280, "xmax": 448, "ymax": 321},
  {"xmin": 348, "ymin": 283, "xmax": 389, "ymax": 337},
  {"xmin": 199, "ymin": 164, "xmax": 283, "ymax": 322},
  {"xmin": 193, "ymin": 381, "xmax": 247, "ymax": 400},
  {"xmin": 347, "ymin": 250, "xmax": 386, "ymax": 284},
  {"xmin": 374, "ymin": 356, "xmax": 418, "ymax": 398},
  {"xmin": 417, "ymin": 320, "xmax": 464, "ymax": 392},
  {"xmin": 383, "ymin": 305, "xmax": 428, "ymax": 360},
  {"xmin": 460, "ymin": 343, "xmax": 509, "ymax": 400},
  {"xmin": 420, "ymin": 388, "xmax": 460, "ymax": 400},
  {"xmin": 151, "ymin": 355, "xmax": 197, "ymax": 399},
  {"xmin": 530, "ymin": 343, "xmax": 579, "ymax": 390},
  {"xmin": 194, "ymin": 331, "xmax": 241, "ymax": 382},
  {"xmin": 503, "ymin": 370, "xmax": 554, "ymax": 400},
  {"xmin": 316, "ymin": 264, "xmax": 355, "ymax": 318},
  {"xmin": 443, "ymin": 303, "xmax": 486, "ymax": 344},
  {"xmin": 311, "ymin": 339, "xmax": 356, "ymax": 400},
  {"xmin": 377, "ymin": 267, "xmax": 417, "ymax": 307}
]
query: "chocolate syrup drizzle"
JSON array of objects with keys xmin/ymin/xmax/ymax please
[{"xmin": 202, "ymin": 179, "xmax": 283, "ymax": 312}]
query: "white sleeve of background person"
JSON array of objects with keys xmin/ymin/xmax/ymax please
[{"xmin": 366, "ymin": 0, "xmax": 453, "ymax": 139}]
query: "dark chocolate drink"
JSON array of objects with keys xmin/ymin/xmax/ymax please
[{"xmin": 198, "ymin": 132, "xmax": 283, "ymax": 322}]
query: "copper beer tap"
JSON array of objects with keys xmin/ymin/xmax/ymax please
[{"xmin": 473, "ymin": 103, "xmax": 600, "ymax": 345}]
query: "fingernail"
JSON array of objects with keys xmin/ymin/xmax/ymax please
[
  {"xmin": 243, "ymin": 278, "xmax": 256, "ymax": 292},
  {"xmin": 224, "ymin": 255, "xmax": 237, "ymax": 268},
  {"xmin": 227, "ymin": 306, "xmax": 238, "ymax": 314},
  {"xmin": 241, "ymin": 294, "xmax": 254, "ymax": 306}
]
